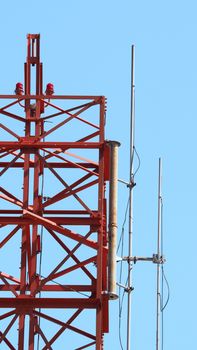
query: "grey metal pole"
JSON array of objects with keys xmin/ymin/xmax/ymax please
[
  {"xmin": 127, "ymin": 44, "xmax": 135, "ymax": 350},
  {"xmin": 108, "ymin": 140, "xmax": 120, "ymax": 300},
  {"xmin": 156, "ymin": 158, "xmax": 162, "ymax": 350}
]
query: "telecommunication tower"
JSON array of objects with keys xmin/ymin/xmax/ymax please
[{"xmin": 0, "ymin": 34, "xmax": 119, "ymax": 349}]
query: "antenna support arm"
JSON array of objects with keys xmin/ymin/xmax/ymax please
[{"xmin": 120, "ymin": 255, "xmax": 166, "ymax": 264}]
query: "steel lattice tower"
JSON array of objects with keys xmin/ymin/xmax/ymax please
[{"xmin": 0, "ymin": 34, "xmax": 119, "ymax": 349}]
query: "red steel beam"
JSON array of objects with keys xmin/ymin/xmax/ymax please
[
  {"xmin": 0, "ymin": 162, "xmax": 97, "ymax": 168},
  {"xmin": 0, "ymin": 141, "xmax": 102, "ymax": 149},
  {"xmin": 0, "ymin": 285, "xmax": 94, "ymax": 292},
  {"xmin": 0, "ymin": 217, "xmax": 100, "ymax": 225},
  {"xmin": 0, "ymin": 210, "xmax": 97, "ymax": 215},
  {"xmin": 0, "ymin": 297, "xmax": 100, "ymax": 309},
  {"xmin": 0, "ymin": 94, "xmax": 103, "ymax": 100},
  {"xmin": 41, "ymin": 309, "xmax": 83, "ymax": 349},
  {"xmin": 43, "ymin": 228, "xmax": 96, "ymax": 286},
  {"xmin": 76, "ymin": 341, "xmax": 97, "ymax": 350},
  {"xmin": 0, "ymin": 331, "xmax": 15, "ymax": 350},
  {"xmin": 34, "ymin": 310, "xmax": 96, "ymax": 341}
]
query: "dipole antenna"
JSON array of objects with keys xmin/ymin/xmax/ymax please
[
  {"xmin": 156, "ymin": 158, "xmax": 162, "ymax": 350},
  {"xmin": 127, "ymin": 44, "xmax": 135, "ymax": 350},
  {"xmin": 117, "ymin": 46, "xmax": 167, "ymax": 350}
]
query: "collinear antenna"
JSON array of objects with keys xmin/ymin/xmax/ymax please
[
  {"xmin": 127, "ymin": 44, "xmax": 135, "ymax": 350},
  {"xmin": 156, "ymin": 158, "xmax": 162, "ymax": 350},
  {"xmin": 118, "ymin": 46, "xmax": 166, "ymax": 350}
]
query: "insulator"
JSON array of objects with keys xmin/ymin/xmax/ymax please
[
  {"xmin": 45, "ymin": 83, "xmax": 54, "ymax": 95},
  {"xmin": 15, "ymin": 82, "xmax": 24, "ymax": 95}
]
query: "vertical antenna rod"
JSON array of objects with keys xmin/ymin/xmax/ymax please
[
  {"xmin": 127, "ymin": 44, "xmax": 135, "ymax": 350},
  {"xmin": 156, "ymin": 158, "xmax": 162, "ymax": 350}
]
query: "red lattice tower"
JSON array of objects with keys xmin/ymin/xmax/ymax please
[{"xmin": 0, "ymin": 34, "xmax": 118, "ymax": 349}]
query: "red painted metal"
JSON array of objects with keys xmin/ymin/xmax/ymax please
[
  {"xmin": 15, "ymin": 83, "xmax": 24, "ymax": 95},
  {"xmin": 45, "ymin": 83, "xmax": 54, "ymax": 95},
  {"xmin": 0, "ymin": 34, "xmax": 110, "ymax": 349}
]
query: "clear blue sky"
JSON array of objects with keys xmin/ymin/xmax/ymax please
[{"xmin": 0, "ymin": 1, "xmax": 196, "ymax": 349}]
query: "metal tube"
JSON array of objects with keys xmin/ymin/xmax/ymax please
[
  {"xmin": 123, "ymin": 256, "xmax": 153, "ymax": 262},
  {"xmin": 108, "ymin": 140, "xmax": 120, "ymax": 300},
  {"xmin": 156, "ymin": 158, "xmax": 162, "ymax": 350},
  {"xmin": 127, "ymin": 44, "xmax": 135, "ymax": 350}
]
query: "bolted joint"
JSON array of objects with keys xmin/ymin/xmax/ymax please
[
  {"xmin": 152, "ymin": 254, "xmax": 166, "ymax": 264},
  {"xmin": 125, "ymin": 286, "xmax": 134, "ymax": 293},
  {"xmin": 127, "ymin": 178, "xmax": 136, "ymax": 189}
]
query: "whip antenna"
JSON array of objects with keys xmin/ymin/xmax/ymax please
[
  {"xmin": 156, "ymin": 158, "xmax": 162, "ymax": 350},
  {"xmin": 127, "ymin": 44, "xmax": 135, "ymax": 350}
]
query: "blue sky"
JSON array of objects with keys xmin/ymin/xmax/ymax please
[{"xmin": 0, "ymin": 0, "xmax": 197, "ymax": 349}]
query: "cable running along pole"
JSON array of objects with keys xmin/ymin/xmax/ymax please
[{"xmin": 127, "ymin": 44, "xmax": 135, "ymax": 350}]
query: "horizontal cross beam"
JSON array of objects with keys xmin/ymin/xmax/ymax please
[
  {"xmin": 0, "ymin": 217, "xmax": 100, "ymax": 226},
  {"xmin": 0, "ymin": 297, "xmax": 100, "ymax": 309}
]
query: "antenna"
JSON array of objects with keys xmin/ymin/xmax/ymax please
[
  {"xmin": 118, "ymin": 46, "xmax": 166, "ymax": 350},
  {"xmin": 127, "ymin": 44, "xmax": 135, "ymax": 350},
  {"xmin": 156, "ymin": 158, "xmax": 162, "ymax": 350}
]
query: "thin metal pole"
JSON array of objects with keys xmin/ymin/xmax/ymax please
[
  {"xmin": 156, "ymin": 158, "xmax": 162, "ymax": 350},
  {"xmin": 127, "ymin": 44, "xmax": 135, "ymax": 350}
]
